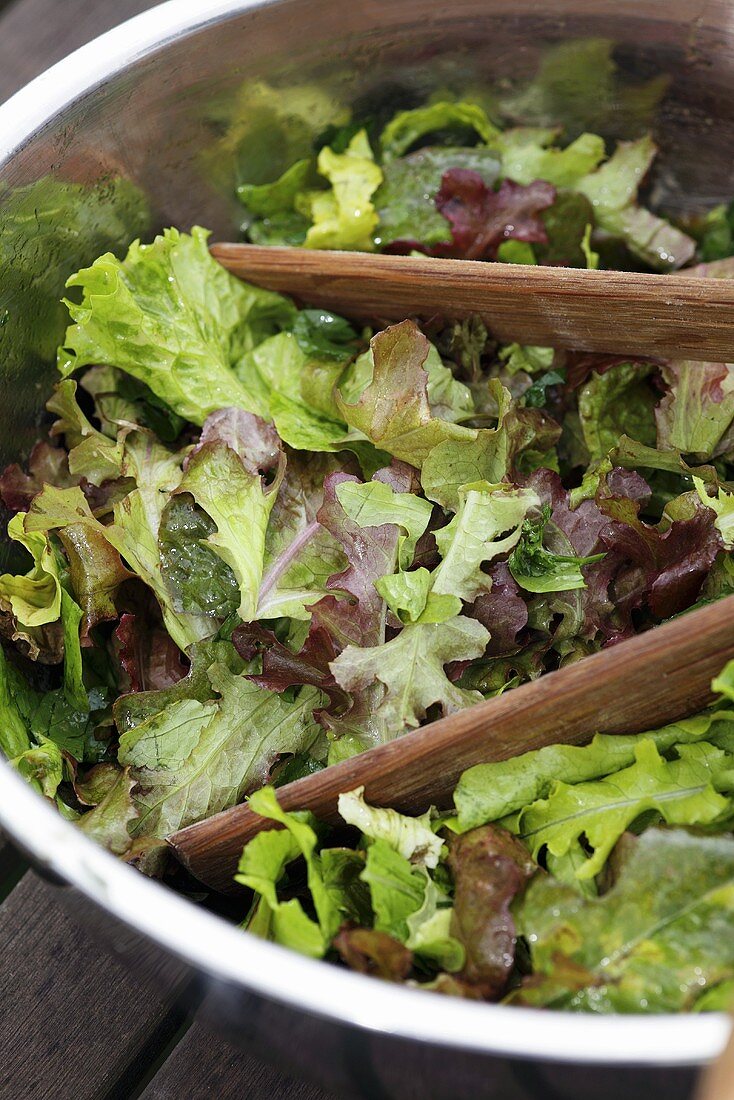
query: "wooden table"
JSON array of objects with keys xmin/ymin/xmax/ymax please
[{"xmin": 0, "ymin": 3, "xmax": 335, "ymax": 1097}]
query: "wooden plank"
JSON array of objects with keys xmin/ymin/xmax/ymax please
[
  {"xmin": 139, "ymin": 1023, "xmax": 336, "ymax": 1100},
  {"xmin": 0, "ymin": 0, "xmax": 156, "ymax": 102},
  {"xmin": 0, "ymin": 873, "xmax": 189, "ymax": 1100}
]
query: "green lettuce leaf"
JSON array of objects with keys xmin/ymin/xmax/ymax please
[
  {"xmin": 176, "ymin": 440, "xmax": 280, "ymax": 622},
  {"xmin": 499, "ymin": 130, "xmax": 605, "ymax": 188},
  {"xmin": 578, "ymin": 362, "xmax": 656, "ymax": 463},
  {"xmin": 360, "ymin": 837, "xmax": 463, "ymax": 969},
  {"xmin": 292, "ymin": 309, "xmax": 360, "ymax": 361},
  {"xmin": 334, "ymin": 479, "xmax": 432, "ymax": 569},
  {"xmin": 375, "ymin": 567, "xmax": 461, "ymax": 625},
  {"xmin": 238, "ymin": 785, "xmax": 340, "ymax": 957},
  {"xmin": 330, "ymin": 614, "xmax": 488, "ymax": 733},
  {"xmin": 124, "ymin": 665, "xmax": 323, "ymax": 845},
  {"xmin": 514, "ymin": 738, "xmax": 733, "ymax": 880},
  {"xmin": 361, "ymin": 837, "xmax": 427, "ymax": 939},
  {"xmin": 421, "ymin": 380, "xmax": 560, "ymax": 510},
  {"xmin": 695, "ymin": 478, "xmax": 734, "ymax": 549},
  {"xmin": 26, "ymin": 441, "xmax": 212, "ymax": 651},
  {"xmin": 58, "ymin": 226, "xmax": 296, "ymax": 425},
  {"xmin": 0, "ymin": 645, "xmax": 34, "ymax": 761},
  {"xmin": 575, "ymin": 137, "xmax": 695, "ymax": 270},
  {"xmin": 501, "ymin": 37, "xmax": 668, "ymax": 142},
  {"xmin": 655, "ymin": 361, "xmax": 734, "ymax": 461},
  {"xmin": 237, "ymin": 157, "xmax": 316, "ymax": 216},
  {"xmin": 454, "ymin": 707, "xmax": 734, "ymax": 831},
  {"xmin": 514, "ymin": 829, "xmax": 734, "ymax": 1012},
  {"xmin": 0, "ymin": 513, "xmax": 62, "ymax": 630},
  {"xmin": 338, "ymin": 785, "xmax": 443, "ymax": 868},
  {"xmin": 47, "ymin": 379, "xmax": 124, "ymax": 482},
  {"xmin": 336, "ymin": 321, "xmax": 473, "ymax": 466},
  {"xmin": 158, "ymin": 497, "xmax": 240, "ymax": 619},
  {"xmin": 431, "ymin": 483, "xmax": 537, "ymax": 603},
  {"xmin": 297, "ymin": 131, "xmax": 382, "ymax": 251},
  {"xmin": 379, "ymin": 101, "xmax": 499, "ymax": 160}
]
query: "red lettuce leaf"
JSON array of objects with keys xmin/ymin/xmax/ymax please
[
  {"xmin": 59, "ymin": 524, "xmax": 133, "ymax": 644},
  {"xmin": 334, "ymin": 926, "xmax": 413, "ymax": 981},
  {"xmin": 232, "ymin": 619, "xmax": 348, "ymax": 711},
  {"xmin": 448, "ymin": 825, "xmax": 536, "ymax": 999},
  {"xmin": 431, "ymin": 172, "xmax": 556, "ymax": 261},
  {"xmin": 188, "ymin": 407, "xmax": 284, "ymax": 479},
  {"xmin": 310, "ymin": 469, "xmax": 403, "ymax": 650},
  {"xmin": 114, "ymin": 611, "xmax": 188, "ymax": 694},
  {"xmin": 0, "ymin": 442, "xmax": 77, "ymax": 512},
  {"xmin": 467, "ymin": 563, "xmax": 528, "ymax": 659},
  {"xmin": 599, "ymin": 497, "xmax": 722, "ymax": 620}
]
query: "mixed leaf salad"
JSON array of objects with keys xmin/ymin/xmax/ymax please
[{"xmin": 3, "ymin": 72, "xmax": 734, "ymax": 1013}]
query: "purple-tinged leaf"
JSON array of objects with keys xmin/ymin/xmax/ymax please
[
  {"xmin": 448, "ymin": 825, "xmax": 536, "ymax": 999},
  {"xmin": 432, "ymin": 172, "xmax": 556, "ymax": 261},
  {"xmin": 232, "ymin": 619, "xmax": 348, "ymax": 711}
]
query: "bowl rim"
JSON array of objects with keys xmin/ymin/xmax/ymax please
[{"xmin": 0, "ymin": 0, "xmax": 729, "ymax": 1069}]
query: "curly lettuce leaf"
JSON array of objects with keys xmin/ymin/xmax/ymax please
[
  {"xmin": 297, "ymin": 131, "xmax": 382, "ymax": 251},
  {"xmin": 655, "ymin": 361, "xmax": 734, "ymax": 461},
  {"xmin": 308, "ymin": 470, "xmax": 404, "ymax": 647},
  {"xmin": 575, "ymin": 136, "xmax": 695, "ymax": 270},
  {"xmin": 255, "ymin": 453, "xmax": 347, "ymax": 622},
  {"xmin": 58, "ymin": 226, "xmax": 296, "ymax": 425},
  {"xmin": 334, "ymin": 478, "xmax": 432, "ymax": 570},
  {"xmin": 499, "ymin": 130, "xmax": 605, "ymax": 188},
  {"xmin": 432, "ymin": 483, "xmax": 538, "ymax": 603},
  {"xmin": 330, "ymin": 614, "xmax": 488, "ymax": 733},
  {"xmin": 447, "ymin": 825, "xmax": 535, "ymax": 999},
  {"xmin": 375, "ymin": 567, "xmax": 461, "ymax": 625},
  {"xmin": 176, "ymin": 439, "xmax": 281, "ymax": 623},
  {"xmin": 577, "ymin": 361, "xmax": 656, "ymax": 463},
  {"xmin": 695, "ymin": 478, "xmax": 734, "ymax": 549},
  {"xmin": 514, "ymin": 739, "xmax": 733, "ymax": 880},
  {"xmin": 124, "ymin": 664, "xmax": 323, "ymax": 847},
  {"xmin": 338, "ymin": 785, "xmax": 443, "ymax": 868},
  {"xmin": 25, "ymin": 441, "xmax": 212, "ymax": 651},
  {"xmin": 379, "ymin": 101, "xmax": 499, "ymax": 160},
  {"xmin": 337, "ymin": 321, "xmax": 477, "ymax": 467},
  {"xmin": 0, "ymin": 513, "xmax": 62, "ymax": 630},
  {"xmin": 158, "ymin": 497, "xmax": 240, "ymax": 619},
  {"xmin": 47, "ymin": 379, "xmax": 124, "ymax": 482},
  {"xmin": 514, "ymin": 829, "xmax": 734, "ymax": 1012},
  {"xmin": 238, "ymin": 784, "xmax": 341, "ymax": 957},
  {"xmin": 454, "ymin": 706, "xmax": 734, "ymax": 831},
  {"xmin": 421, "ymin": 379, "xmax": 560, "ymax": 511},
  {"xmin": 432, "ymin": 173, "xmax": 556, "ymax": 261}
]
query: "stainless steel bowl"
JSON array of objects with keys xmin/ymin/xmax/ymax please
[{"xmin": 0, "ymin": 2, "xmax": 731, "ymax": 1096}]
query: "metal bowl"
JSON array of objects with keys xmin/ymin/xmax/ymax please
[{"xmin": 0, "ymin": 2, "xmax": 731, "ymax": 1096}]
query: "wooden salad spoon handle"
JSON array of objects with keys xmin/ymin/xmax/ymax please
[
  {"xmin": 170, "ymin": 595, "xmax": 734, "ymax": 892},
  {"xmin": 211, "ymin": 244, "xmax": 734, "ymax": 363},
  {"xmin": 698, "ymin": 1019, "xmax": 734, "ymax": 1100}
]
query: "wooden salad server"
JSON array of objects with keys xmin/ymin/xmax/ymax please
[
  {"xmin": 210, "ymin": 244, "xmax": 734, "ymax": 363},
  {"xmin": 170, "ymin": 595, "xmax": 734, "ymax": 893},
  {"xmin": 698, "ymin": 1021, "xmax": 734, "ymax": 1100}
]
